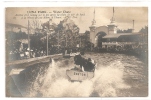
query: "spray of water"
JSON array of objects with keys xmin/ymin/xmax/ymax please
[
  {"xmin": 92, "ymin": 61, "xmax": 130, "ymax": 97},
  {"xmin": 26, "ymin": 58, "xmax": 131, "ymax": 97}
]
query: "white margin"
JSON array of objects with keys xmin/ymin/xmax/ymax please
[{"xmin": 0, "ymin": 0, "xmax": 150, "ymax": 100}]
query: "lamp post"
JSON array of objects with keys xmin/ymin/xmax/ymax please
[
  {"xmin": 47, "ymin": 32, "xmax": 49, "ymax": 56},
  {"xmin": 27, "ymin": 20, "xmax": 31, "ymax": 58},
  {"xmin": 45, "ymin": 18, "xmax": 54, "ymax": 56},
  {"xmin": 58, "ymin": 31, "xmax": 60, "ymax": 53},
  {"xmin": 47, "ymin": 28, "xmax": 54, "ymax": 56}
]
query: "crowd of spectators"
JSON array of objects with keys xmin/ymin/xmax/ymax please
[
  {"xmin": 6, "ymin": 41, "xmax": 85, "ymax": 62},
  {"xmin": 7, "ymin": 45, "xmax": 64, "ymax": 61}
]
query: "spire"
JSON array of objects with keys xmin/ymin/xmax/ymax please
[
  {"xmin": 110, "ymin": 7, "xmax": 115, "ymax": 24},
  {"xmin": 133, "ymin": 20, "xmax": 134, "ymax": 29},
  {"xmin": 132, "ymin": 20, "xmax": 135, "ymax": 32},
  {"xmin": 91, "ymin": 8, "xmax": 96, "ymax": 26},
  {"xmin": 108, "ymin": 7, "xmax": 117, "ymax": 34},
  {"xmin": 89, "ymin": 8, "xmax": 96, "ymax": 32}
]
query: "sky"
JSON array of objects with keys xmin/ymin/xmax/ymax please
[{"xmin": 6, "ymin": 7, "xmax": 148, "ymax": 33}]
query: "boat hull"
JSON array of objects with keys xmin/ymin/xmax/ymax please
[{"xmin": 66, "ymin": 69, "xmax": 94, "ymax": 81}]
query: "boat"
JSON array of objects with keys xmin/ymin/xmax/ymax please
[
  {"xmin": 63, "ymin": 54, "xmax": 71, "ymax": 58},
  {"xmin": 63, "ymin": 52, "xmax": 80, "ymax": 58},
  {"xmin": 66, "ymin": 68, "xmax": 94, "ymax": 82}
]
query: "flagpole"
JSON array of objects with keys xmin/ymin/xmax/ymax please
[
  {"xmin": 113, "ymin": 7, "xmax": 114, "ymax": 17},
  {"xmin": 94, "ymin": 8, "xmax": 95, "ymax": 20},
  {"xmin": 47, "ymin": 31, "xmax": 48, "ymax": 56}
]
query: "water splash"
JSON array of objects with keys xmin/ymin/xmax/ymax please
[
  {"xmin": 92, "ymin": 61, "xmax": 130, "ymax": 97},
  {"xmin": 26, "ymin": 58, "xmax": 131, "ymax": 97}
]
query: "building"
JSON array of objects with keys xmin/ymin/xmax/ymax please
[{"xmin": 89, "ymin": 8, "xmax": 141, "ymax": 50}]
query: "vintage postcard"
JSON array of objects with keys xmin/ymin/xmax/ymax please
[{"xmin": 5, "ymin": 7, "xmax": 148, "ymax": 97}]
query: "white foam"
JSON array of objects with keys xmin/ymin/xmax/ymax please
[{"xmin": 27, "ymin": 58, "xmax": 131, "ymax": 97}]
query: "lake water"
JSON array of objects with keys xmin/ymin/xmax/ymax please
[{"xmin": 7, "ymin": 52, "xmax": 148, "ymax": 97}]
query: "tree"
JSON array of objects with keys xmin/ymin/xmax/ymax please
[
  {"xmin": 139, "ymin": 25, "xmax": 148, "ymax": 43},
  {"xmin": 139, "ymin": 26, "xmax": 148, "ymax": 34},
  {"xmin": 117, "ymin": 28, "xmax": 133, "ymax": 33},
  {"xmin": 32, "ymin": 17, "xmax": 81, "ymax": 55},
  {"xmin": 54, "ymin": 17, "xmax": 80, "ymax": 48}
]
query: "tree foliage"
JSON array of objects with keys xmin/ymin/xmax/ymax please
[
  {"xmin": 117, "ymin": 28, "xmax": 133, "ymax": 33},
  {"xmin": 139, "ymin": 26, "xmax": 148, "ymax": 34},
  {"xmin": 41, "ymin": 17, "xmax": 80, "ymax": 48}
]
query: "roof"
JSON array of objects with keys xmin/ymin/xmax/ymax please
[
  {"xmin": 103, "ymin": 33, "xmax": 140, "ymax": 39},
  {"xmin": 103, "ymin": 34, "xmax": 121, "ymax": 38},
  {"xmin": 6, "ymin": 23, "xmax": 27, "ymax": 29}
]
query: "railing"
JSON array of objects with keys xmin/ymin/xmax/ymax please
[
  {"xmin": 102, "ymin": 42, "xmax": 119, "ymax": 46},
  {"xmin": 6, "ymin": 54, "xmax": 62, "ymax": 66},
  {"xmin": 102, "ymin": 42, "xmax": 137, "ymax": 46}
]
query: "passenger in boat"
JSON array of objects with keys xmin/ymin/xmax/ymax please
[
  {"xmin": 74, "ymin": 53, "xmax": 84, "ymax": 71},
  {"xmin": 74, "ymin": 54, "xmax": 96, "ymax": 72},
  {"xmin": 83, "ymin": 58, "xmax": 95, "ymax": 72}
]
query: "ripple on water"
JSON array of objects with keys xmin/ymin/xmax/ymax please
[{"xmin": 15, "ymin": 52, "xmax": 147, "ymax": 97}]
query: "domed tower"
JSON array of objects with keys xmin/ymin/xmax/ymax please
[
  {"xmin": 89, "ymin": 9, "xmax": 97, "ymax": 44},
  {"xmin": 107, "ymin": 7, "xmax": 117, "ymax": 34}
]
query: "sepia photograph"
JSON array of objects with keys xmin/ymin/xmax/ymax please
[{"xmin": 5, "ymin": 7, "xmax": 148, "ymax": 97}]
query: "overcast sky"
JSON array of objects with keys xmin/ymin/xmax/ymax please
[{"xmin": 6, "ymin": 7, "xmax": 148, "ymax": 33}]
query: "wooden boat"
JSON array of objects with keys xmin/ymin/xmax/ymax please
[{"xmin": 66, "ymin": 69, "xmax": 94, "ymax": 82}]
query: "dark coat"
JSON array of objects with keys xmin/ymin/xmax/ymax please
[
  {"xmin": 74, "ymin": 54, "xmax": 83, "ymax": 66},
  {"xmin": 74, "ymin": 55, "xmax": 95, "ymax": 72}
]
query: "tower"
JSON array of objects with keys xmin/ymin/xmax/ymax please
[
  {"xmin": 89, "ymin": 9, "xmax": 97, "ymax": 44},
  {"xmin": 107, "ymin": 7, "xmax": 117, "ymax": 34},
  {"xmin": 132, "ymin": 20, "xmax": 135, "ymax": 32}
]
